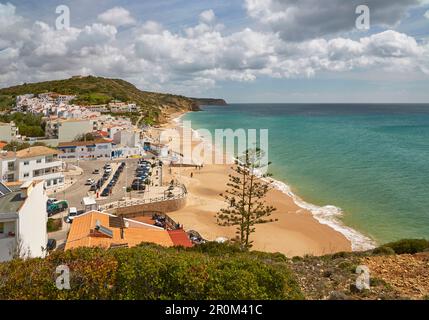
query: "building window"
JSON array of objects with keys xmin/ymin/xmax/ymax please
[
  {"xmin": 53, "ymin": 179, "xmax": 57, "ymax": 185},
  {"xmin": 46, "ymin": 180, "xmax": 52, "ymax": 187},
  {"xmin": 33, "ymin": 169, "xmax": 42, "ymax": 177},
  {"xmin": 23, "ymin": 173, "xmax": 30, "ymax": 178},
  {"xmin": 23, "ymin": 161, "xmax": 29, "ymax": 166},
  {"xmin": 7, "ymin": 162, "xmax": 14, "ymax": 171},
  {"xmin": 36, "ymin": 159, "xmax": 42, "ymax": 164},
  {"xmin": 7, "ymin": 174, "xmax": 14, "ymax": 182},
  {"xmin": 0, "ymin": 222, "xmax": 4, "ymax": 234}
]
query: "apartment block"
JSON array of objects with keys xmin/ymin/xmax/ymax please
[{"xmin": 0, "ymin": 146, "xmax": 64, "ymax": 189}]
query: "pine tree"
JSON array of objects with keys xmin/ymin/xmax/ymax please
[{"xmin": 217, "ymin": 148, "xmax": 276, "ymax": 249}]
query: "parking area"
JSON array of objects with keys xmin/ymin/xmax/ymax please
[
  {"xmin": 51, "ymin": 158, "xmax": 140, "ymax": 209},
  {"xmin": 52, "ymin": 158, "xmax": 163, "ymax": 209}
]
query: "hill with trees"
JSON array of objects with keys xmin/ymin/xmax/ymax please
[{"xmin": 0, "ymin": 76, "xmax": 225, "ymax": 124}]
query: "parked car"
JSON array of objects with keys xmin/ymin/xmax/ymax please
[
  {"xmin": 104, "ymin": 168, "xmax": 112, "ymax": 174},
  {"xmin": 131, "ymin": 180, "xmax": 146, "ymax": 191},
  {"xmin": 85, "ymin": 178, "xmax": 95, "ymax": 185},
  {"xmin": 66, "ymin": 207, "xmax": 78, "ymax": 223},
  {"xmin": 47, "ymin": 198, "xmax": 58, "ymax": 205},
  {"xmin": 47, "ymin": 200, "xmax": 69, "ymax": 217},
  {"xmin": 101, "ymin": 188, "xmax": 110, "ymax": 197},
  {"xmin": 92, "ymin": 169, "xmax": 100, "ymax": 174},
  {"xmin": 89, "ymin": 183, "xmax": 97, "ymax": 192},
  {"xmin": 47, "ymin": 239, "xmax": 57, "ymax": 251}
]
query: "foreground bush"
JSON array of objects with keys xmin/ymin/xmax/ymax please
[
  {"xmin": 0, "ymin": 244, "xmax": 303, "ymax": 300},
  {"xmin": 382, "ymin": 239, "xmax": 429, "ymax": 254}
]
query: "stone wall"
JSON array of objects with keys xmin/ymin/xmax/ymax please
[{"xmin": 113, "ymin": 197, "xmax": 186, "ymax": 217}]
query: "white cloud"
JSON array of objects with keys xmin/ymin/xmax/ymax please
[
  {"xmin": 245, "ymin": 0, "xmax": 422, "ymax": 41},
  {"xmin": 97, "ymin": 6, "xmax": 136, "ymax": 27},
  {"xmin": 0, "ymin": 4, "xmax": 428, "ymax": 95},
  {"xmin": 199, "ymin": 9, "xmax": 216, "ymax": 24},
  {"xmin": 425, "ymin": 10, "xmax": 429, "ymax": 19},
  {"xmin": 0, "ymin": 2, "xmax": 21, "ymax": 29}
]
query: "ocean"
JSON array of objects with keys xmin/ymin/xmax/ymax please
[{"xmin": 183, "ymin": 103, "xmax": 429, "ymax": 250}]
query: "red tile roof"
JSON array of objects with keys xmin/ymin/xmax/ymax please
[{"xmin": 168, "ymin": 229, "xmax": 193, "ymax": 248}]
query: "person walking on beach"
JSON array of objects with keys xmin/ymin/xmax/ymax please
[{"xmin": 190, "ymin": 172, "xmax": 193, "ymax": 178}]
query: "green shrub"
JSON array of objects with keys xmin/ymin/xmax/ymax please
[
  {"xmin": 383, "ymin": 239, "xmax": 429, "ymax": 254},
  {"xmin": 47, "ymin": 218, "xmax": 62, "ymax": 233},
  {"xmin": 372, "ymin": 246, "xmax": 395, "ymax": 256},
  {"xmin": 189, "ymin": 241, "xmax": 244, "ymax": 256},
  {"xmin": 0, "ymin": 244, "xmax": 303, "ymax": 300}
]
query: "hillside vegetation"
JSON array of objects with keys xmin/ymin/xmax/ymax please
[
  {"xmin": 0, "ymin": 113, "xmax": 45, "ymax": 137},
  {"xmin": 0, "ymin": 76, "xmax": 207, "ymax": 123},
  {"xmin": 0, "ymin": 240, "xmax": 428, "ymax": 300},
  {"xmin": 0, "ymin": 243, "xmax": 303, "ymax": 300}
]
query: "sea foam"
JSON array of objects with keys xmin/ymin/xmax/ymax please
[{"xmin": 266, "ymin": 177, "xmax": 376, "ymax": 251}]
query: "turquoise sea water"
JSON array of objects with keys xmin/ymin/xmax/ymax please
[{"xmin": 183, "ymin": 104, "xmax": 429, "ymax": 248}]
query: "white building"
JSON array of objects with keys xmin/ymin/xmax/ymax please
[
  {"xmin": 46, "ymin": 119, "xmax": 94, "ymax": 142},
  {"xmin": 0, "ymin": 122, "xmax": 19, "ymax": 143},
  {"xmin": 113, "ymin": 129, "xmax": 141, "ymax": 148},
  {"xmin": 0, "ymin": 181, "xmax": 48, "ymax": 262},
  {"xmin": 109, "ymin": 102, "xmax": 138, "ymax": 113},
  {"xmin": 57, "ymin": 139, "xmax": 113, "ymax": 160},
  {"xmin": 0, "ymin": 146, "xmax": 64, "ymax": 189}
]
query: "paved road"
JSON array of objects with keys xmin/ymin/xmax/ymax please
[{"xmin": 53, "ymin": 158, "xmax": 140, "ymax": 209}]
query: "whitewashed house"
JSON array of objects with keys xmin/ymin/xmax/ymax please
[
  {"xmin": 57, "ymin": 139, "xmax": 113, "ymax": 160},
  {"xmin": 0, "ymin": 146, "xmax": 65, "ymax": 189},
  {"xmin": 0, "ymin": 181, "xmax": 48, "ymax": 262}
]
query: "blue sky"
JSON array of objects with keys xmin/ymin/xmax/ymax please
[{"xmin": 1, "ymin": 0, "xmax": 429, "ymax": 102}]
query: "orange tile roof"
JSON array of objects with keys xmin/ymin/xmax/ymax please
[
  {"xmin": 65, "ymin": 211, "xmax": 174, "ymax": 250},
  {"xmin": 168, "ymin": 229, "xmax": 193, "ymax": 248},
  {"xmin": 0, "ymin": 142, "xmax": 7, "ymax": 150}
]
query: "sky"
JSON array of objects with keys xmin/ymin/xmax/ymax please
[{"xmin": 1, "ymin": 0, "xmax": 429, "ymax": 103}]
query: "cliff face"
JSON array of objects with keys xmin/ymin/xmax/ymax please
[{"xmin": 191, "ymin": 98, "xmax": 228, "ymax": 106}]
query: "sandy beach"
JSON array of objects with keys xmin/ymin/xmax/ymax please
[{"xmin": 155, "ymin": 111, "xmax": 352, "ymax": 257}]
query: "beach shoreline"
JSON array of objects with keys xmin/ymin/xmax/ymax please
[{"xmin": 157, "ymin": 109, "xmax": 374, "ymax": 256}]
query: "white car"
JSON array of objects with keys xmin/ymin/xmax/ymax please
[
  {"xmin": 104, "ymin": 168, "xmax": 112, "ymax": 174},
  {"xmin": 85, "ymin": 178, "xmax": 95, "ymax": 185},
  {"xmin": 66, "ymin": 207, "xmax": 78, "ymax": 223}
]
